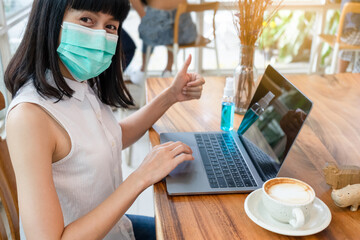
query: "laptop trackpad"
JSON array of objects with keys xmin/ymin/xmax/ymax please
[
  {"xmin": 169, "ymin": 145, "xmax": 198, "ymax": 176},
  {"xmin": 169, "ymin": 161, "xmax": 193, "ymax": 176}
]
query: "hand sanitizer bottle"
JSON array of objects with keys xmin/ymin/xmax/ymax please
[
  {"xmin": 220, "ymin": 77, "xmax": 235, "ymax": 131},
  {"xmin": 238, "ymin": 91, "xmax": 275, "ymax": 135}
]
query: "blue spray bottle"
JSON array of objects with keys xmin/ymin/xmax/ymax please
[
  {"xmin": 238, "ymin": 91, "xmax": 275, "ymax": 135},
  {"xmin": 220, "ymin": 77, "xmax": 235, "ymax": 131}
]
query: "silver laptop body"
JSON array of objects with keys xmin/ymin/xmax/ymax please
[{"xmin": 160, "ymin": 65, "xmax": 313, "ymax": 195}]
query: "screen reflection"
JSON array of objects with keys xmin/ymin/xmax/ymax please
[{"xmin": 237, "ymin": 65, "xmax": 312, "ymax": 180}]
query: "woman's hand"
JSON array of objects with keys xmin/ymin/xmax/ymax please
[
  {"xmin": 135, "ymin": 141, "xmax": 194, "ymax": 188},
  {"xmin": 168, "ymin": 55, "xmax": 205, "ymax": 103}
]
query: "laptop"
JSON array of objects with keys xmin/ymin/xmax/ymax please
[{"xmin": 160, "ymin": 65, "xmax": 312, "ymax": 195}]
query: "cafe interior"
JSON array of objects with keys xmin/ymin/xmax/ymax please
[{"xmin": 0, "ymin": 0, "xmax": 360, "ymax": 239}]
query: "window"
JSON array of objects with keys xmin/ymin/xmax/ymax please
[
  {"xmin": 0, "ymin": 0, "xmax": 32, "ymax": 132},
  {"xmin": 4, "ymin": 0, "xmax": 32, "ymax": 17}
]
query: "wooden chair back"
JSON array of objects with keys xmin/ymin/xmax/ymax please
[
  {"xmin": 337, "ymin": 2, "xmax": 360, "ymax": 43},
  {"xmin": 0, "ymin": 91, "xmax": 19, "ymax": 240},
  {"xmin": 173, "ymin": 2, "xmax": 219, "ymax": 45}
]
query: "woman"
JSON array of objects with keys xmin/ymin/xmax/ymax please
[{"xmin": 5, "ymin": 0, "xmax": 204, "ymax": 239}]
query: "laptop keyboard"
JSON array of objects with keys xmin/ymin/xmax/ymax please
[{"xmin": 195, "ymin": 133, "xmax": 257, "ymax": 188}]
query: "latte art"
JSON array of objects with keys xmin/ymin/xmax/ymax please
[{"xmin": 267, "ymin": 183, "xmax": 313, "ymax": 204}]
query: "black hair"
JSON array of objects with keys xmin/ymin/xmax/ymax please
[{"xmin": 5, "ymin": 0, "xmax": 134, "ymax": 108}]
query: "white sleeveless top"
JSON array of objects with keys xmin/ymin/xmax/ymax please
[{"xmin": 7, "ymin": 72, "xmax": 135, "ymax": 240}]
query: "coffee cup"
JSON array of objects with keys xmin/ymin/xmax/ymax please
[{"xmin": 262, "ymin": 177, "xmax": 315, "ymax": 228}]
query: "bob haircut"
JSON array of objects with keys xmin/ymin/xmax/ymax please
[{"xmin": 5, "ymin": 0, "xmax": 134, "ymax": 108}]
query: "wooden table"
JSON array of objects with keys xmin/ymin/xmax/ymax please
[{"xmin": 146, "ymin": 74, "xmax": 360, "ymax": 240}]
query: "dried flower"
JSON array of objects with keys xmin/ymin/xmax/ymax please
[{"xmin": 233, "ymin": 0, "xmax": 283, "ymax": 46}]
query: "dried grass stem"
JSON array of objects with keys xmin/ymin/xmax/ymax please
[{"xmin": 233, "ymin": 0, "xmax": 283, "ymax": 46}]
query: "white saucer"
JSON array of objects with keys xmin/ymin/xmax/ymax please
[{"xmin": 244, "ymin": 189, "xmax": 332, "ymax": 236}]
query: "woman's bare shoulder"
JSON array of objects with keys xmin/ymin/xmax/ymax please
[
  {"xmin": 6, "ymin": 102, "xmax": 71, "ymax": 164},
  {"xmin": 7, "ymin": 102, "xmax": 51, "ymax": 124},
  {"xmin": 6, "ymin": 102, "xmax": 56, "ymax": 146}
]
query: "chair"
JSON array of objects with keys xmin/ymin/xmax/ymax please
[
  {"xmin": 143, "ymin": 1, "xmax": 220, "ymax": 75},
  {"xmin": 309, "ymin": 2, "xmax": 360, "ymax": 74},
  {"xmin": 0, "ymin": 91, "xmax": 19, "ymax": 240},
  {"xmin": 169, "ymin": 2, "xmax": 220, "ymax": 73}
]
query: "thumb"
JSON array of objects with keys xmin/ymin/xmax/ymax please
[{"xmin": 180, "ymin": 54, "xmax": 192, "ymax": 74}]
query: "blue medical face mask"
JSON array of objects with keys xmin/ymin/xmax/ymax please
[{"xmin": 57, "ymin": 22, "xmax": 119, "ymax": 82}]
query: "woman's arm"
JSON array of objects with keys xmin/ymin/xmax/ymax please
[
  {"xmin": 7, "ymin": 103, "xmax": 193, "ymax": 240},
  {"xmin": 120, "ymin": 55, "xmax": 205, "ymax": 149},
  {"xmin": 130, "ymin": 0, "xmax": 146, "ymax": 18}
]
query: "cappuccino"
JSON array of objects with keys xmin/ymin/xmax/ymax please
[{"xmin": 264, "ymin": 178, "xmax": 314, "ymax": 205}]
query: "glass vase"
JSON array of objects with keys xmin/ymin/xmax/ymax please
[{"xmin": 234, "ymin": 45, "xmax": 258, "ymax": 114}]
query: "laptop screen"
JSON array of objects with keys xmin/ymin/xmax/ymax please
[{"xmin": 236, "ymin": 65, "xmax": 312, "ymax": 178}]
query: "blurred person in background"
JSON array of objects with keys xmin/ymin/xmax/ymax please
[
  {"xmin": 338, "ymin": 0, "xmax": 360, "ymax": 73},
  {"xmin": 129, "ymin": 0, "xmax": 197, "ymax": 84},
  {"xmin": 121, "ymin": 30, "xmax": 136, "ymax": 70}
]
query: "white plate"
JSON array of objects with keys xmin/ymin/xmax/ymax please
[{"xmin": 244, "ymin": 189, "xmax": 332, "ymax": 236}]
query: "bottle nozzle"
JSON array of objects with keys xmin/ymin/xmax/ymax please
[
  {"xmin": 224, "ymin": 77, "xmax": 235, "ymax": 97},
  {"xmin": 258, "ymin": 91, "xmax": 275, "ymax": 109}
]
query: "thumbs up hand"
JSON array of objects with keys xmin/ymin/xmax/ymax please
[{"xmin": 169, "ymin": 55, "xmax": 205, "ymax": 103}]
